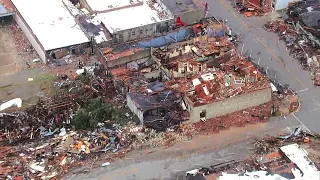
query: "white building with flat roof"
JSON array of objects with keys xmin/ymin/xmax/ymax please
[
  {"xmin": 80, "ymin": 0, "xmax": 174, "ymax": 44},
  {"xmin": 10, "ymin": 0, "xmax": 90, "ymax": 62},
  {"xmin": 85, "ymin": 0, "xmax": 143, "ymax": 13}
]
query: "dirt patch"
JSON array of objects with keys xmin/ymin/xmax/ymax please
[{"xmin": 0, "ymin": 18, "xmax": 38, "ymax": 76}]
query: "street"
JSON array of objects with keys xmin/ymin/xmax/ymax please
[
  {"xmin": 211, "ymin": 0, "xmax": 320, "ymax": 133},
  {"xmin": 66, "ymin": 0, "xmax": 320, "ymax": 179}
]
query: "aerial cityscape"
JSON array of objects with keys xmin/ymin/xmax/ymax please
[{"xmin": 0, "ymin": 0, "xmax": 319, "ymax": 179}]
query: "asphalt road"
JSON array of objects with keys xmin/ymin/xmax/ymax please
[
  {"xmin": 66, "ymin": 0, "xmax": 320, "ymax": 179},
  {"xmin": 210, "ymin": 0, "xmax": 320, "ymax": 134}
]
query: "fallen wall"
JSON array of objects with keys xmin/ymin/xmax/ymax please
[{"xmin": 186, "ymin": 87, "xmax": 272, "ymax": 123}]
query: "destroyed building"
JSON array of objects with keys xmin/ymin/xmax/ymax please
[
  {"xmin": 105, "ymin": 17, "xmax": 271, "ymax": 124},
  {"xmin": 99, "ymin": 21, "xmax": 196, "ymax": 67},
  {"xmin": 287, "ymin": 0, "xmax": 320, "ymax": 47},
  {"xmin": 150, "ymin": 21, "xmax": 271, "ymax": 123},
  {"xmin": 163, "ymin": 58, "xmax": 271, "ymax": 123},
  {"xmin": 64, "ymin": 0, "xmax": 174, "ymax": 45},
  {"xmin": 99, "ymin": 17, "xmax": 235, "ymax": 68},
  {"xmin": 126, "ymin": 89, "xmax": 188, "ymax": 131},
  {"xmin": 108, "ymin": 65, "xmax": 187, "ymax": 130},
  {"xmin": 9, "ymin": 0, "xmax": 91, "ymax": 63}
]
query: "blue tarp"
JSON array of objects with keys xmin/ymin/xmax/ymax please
[
  {"xmin": 207, "ymin": 28, "xmax": 225, "ymax": 37},
  {"xmin": 138, "ymin": 28, "xmax": 194, "ymax": 48}
]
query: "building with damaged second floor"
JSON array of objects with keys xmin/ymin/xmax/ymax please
[
  {"xmin": 108, "ymin": 65, "xmax": 188, "ymax": 131},
  {"xmin": 106, "ymin": 17, "xmax": 272, "ymax": 124},
  {"xmin": 151, "ymin": 29, "xmax": 271, "ymax": 123}
]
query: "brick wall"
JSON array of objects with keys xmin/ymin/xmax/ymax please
[{"xmin": 186, "ymin": 87, "xmax": 272, "ymax": 123}]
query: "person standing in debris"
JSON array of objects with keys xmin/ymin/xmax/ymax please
[
  {"xmin": 78, "ymin": 59, "xmax": 84, "ymax": 69},
  {"xmin": 26, "ymin": 62, "xmax": 31, "ymax": 68}
]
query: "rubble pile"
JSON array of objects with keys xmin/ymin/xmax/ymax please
[
  {"xmin": 286, "ymin": 1, "xmax": 320, "ymax": 39},
  {"xmin": 265, "ymin": 20, "xmax": 320, "ymax": 82},
  {"xmin": 0, "ymin": 113, "xmax": 196, "ymax": 179},
  {"xmin": 194, "ymin": 102, "xmax": 272, "ymax": 134},
  {"xmin": 128, "ymin": 125, "xmax": 196, "ymax": 150},
  {"xmin": 186, "ymin": 128, "xmax": 320, "ymax": 180},
  {"xmin": 0, "ymin": 69, "xmax": 126, "ymax": 178},
  {"xmin": 235, "ymin": 0, "xmax": 272, "ymax": 17},
  {"xmin": 0, "ymin": 65, "xmax": 198, "ymax": 179},
  {"xmin": 253, "ymin": 127, "xmax": 310, "ymax": 155},
  {"xmin": 0, "ymin": 117, "xmax": 133, "ymax": 179}
]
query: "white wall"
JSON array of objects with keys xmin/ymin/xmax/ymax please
[
  {"xmin": 126, "ymin": 93, "xmax": 144, "ymax": 125},
  {"xmin": 14, "ymin": 13, "xmax": 46, "ymax": 62}
]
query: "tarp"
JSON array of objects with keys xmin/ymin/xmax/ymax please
[{"xmin": 138, "ymin": 28, "xmax": 194, "ymax": 48}]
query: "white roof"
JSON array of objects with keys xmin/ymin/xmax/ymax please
[
  {"xmin": 280, "ymin": 143, "xmax": 320, "ymax": 180},
  {"xmin": 86, "ymin": 0, "xmax": 142, "ymax": 12},
  {"xmin": 218, "ymin": 169, "xmax": 301, "ymax": 180},
  {"xmin": 12, "ymin": 0, "xmax": 89, "ymax": 51},
  {"xmin": 96, "ymin": 1, "xmax": 171, "ymax": 33}
]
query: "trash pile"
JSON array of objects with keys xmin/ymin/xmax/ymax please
[
  {"xmin": 235, "ymin": 0, "xmax": 272, "ymax": 17},
  {"xmin": 253, "ymin": 127, "xmax": 312, "ymax": 155},
  {"xmin": 0, "ymin": 106, "xmax": 128, "ymax": 179},
  {"xmin": 0, "ymin": 111, "xmax": 195, "ymax": 179},
  {"xmin": 194, "ymin": 102, "xmax": 272, "ymax": 134},
  {"xmin": 0, "ymin": 64, "xmax": 199, "ymax": 179}
]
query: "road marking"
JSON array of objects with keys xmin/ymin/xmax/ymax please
[
  {"xmin": 292, "ymin": 114, "xmax": 311, "ymax": 133},
  {"xmin": 296, "ymin": 88, "xmax": 308, "ymax": 93},
  {"xmin": 217, "ymin": 0, "xmax": 307, "ymax": 89},
  {"xmin": 309, "ymin": 107, "xmax": 320, "ymax": 112}
]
